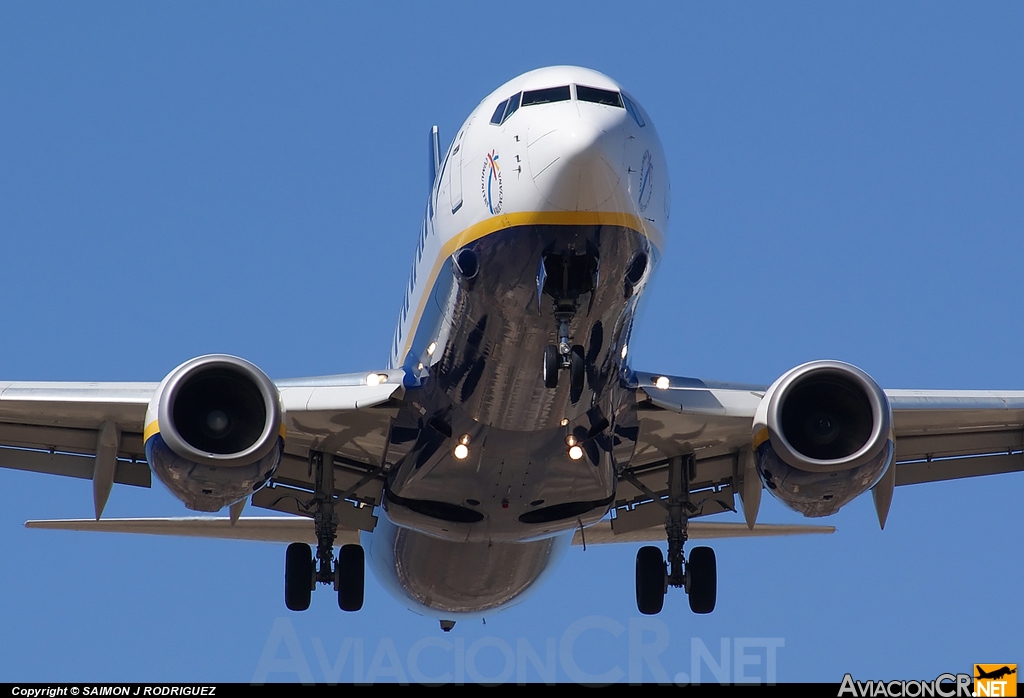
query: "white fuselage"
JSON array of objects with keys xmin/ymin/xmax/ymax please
[{"xmin": 387, "ymin": 66, "xmax": 668, "ymax": 375}]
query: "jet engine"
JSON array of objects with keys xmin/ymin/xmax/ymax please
[
  {"xmin": 752, "ymin": 361, "xmax": 893, "ymax": 517},
  {"xmin": 144, "ymin": 355, "xmax": 284, "ymax": 512}
]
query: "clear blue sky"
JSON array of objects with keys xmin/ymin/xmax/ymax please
[{"xmin": 1, "ymin": 1, "xmax": 1021, "ymax": 684}]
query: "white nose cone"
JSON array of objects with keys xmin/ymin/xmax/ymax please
[{"xmin": 528, "ymin": 112, "xmax": 627, "ymax": 212}]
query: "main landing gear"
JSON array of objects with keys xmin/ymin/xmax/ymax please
[
  {"xmin": 284, "ymin": 451, "xmax": 364, "ymax": 612},
  {"xmin": 635, "ymin": 543, "xmax": 716, "ymax": 615},
  {"xmin": 634, "ymin": 454, "xmax": 717, "ymax": 615}
]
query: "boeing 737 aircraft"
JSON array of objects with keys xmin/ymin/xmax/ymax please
[{"xmin": 3, "ymin": 66, "xmax": 1023, "ymax": 624}]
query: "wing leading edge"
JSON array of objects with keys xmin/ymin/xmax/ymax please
[
  {"xmin": 1, "ymin": 370, "xmax": 405, "ymax": 526},
  {"xmin": 617, "ymin": 370, "xmax": 1024, "ymax": 538}
]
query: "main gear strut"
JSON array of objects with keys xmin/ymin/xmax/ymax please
[
  {"xmin": 632, "ymin": 454, "xmax": 718, "ymax": 615},
  {"xmin": 665, "ymin": 454, "xmax": 689, "ymax": 588},
  {"xmin": 283, "ymin": 450, "xmax": 365, "ymax": 612},
  {"xmin": 311, "ymin": 450, "xmax": 338, "ymax": 584}
]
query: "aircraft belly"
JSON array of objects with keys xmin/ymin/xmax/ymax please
[
  {"xmin": 365, "ymin": 514, "xmax": 570, "ymax": 616},
  {"xmin": 381, "ymin": 224, "xmax": 652, "ymax": 543},
  {"xmin": 383, "ymin": 420, "xmax": 616, "ymax": 542},
  {"xmin": 371, "ymin": 222, "xmax": 653, "ymax": 613}
]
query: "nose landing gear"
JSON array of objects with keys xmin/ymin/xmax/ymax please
[
  {"xmin": 542, "ymin": 332, "xmax": 585, "ymax": 397},
  {"xmin": 539, "ymin": 248, "xmax": 598, "ymax": 399}
]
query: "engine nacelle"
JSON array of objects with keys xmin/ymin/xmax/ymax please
[
  {"xmin": 752, "ymin": 361, "xmax": 893, "ymax": 517},
  {"xmin": 144, "ymin": 355, "xmax": 284, "ymax": 512}
]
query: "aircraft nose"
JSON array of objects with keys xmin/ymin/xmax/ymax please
[{"xmin": 527, "ymin": 111, "xmax": 627, "ymax": 212}]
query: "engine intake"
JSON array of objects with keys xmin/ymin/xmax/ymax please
[
  {"xmin": 145, "ymin": 355, "xmax": 283, "ymax": 512},
  {"xmin": 752, "ymin": 361, "xmax": 893, "ymax": 517}
]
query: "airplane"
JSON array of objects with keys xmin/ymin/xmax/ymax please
[
  {"xmin": 975, "ymin": 666, "xmax": 1016, "ymax": 681},
  {"xmin": 3, "ymin": 65, "xmax": 1023, "ymax": 627}
]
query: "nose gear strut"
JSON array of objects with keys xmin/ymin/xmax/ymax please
[
  {"xmin": 539, "ymin": 249, "xmax": 598, "ymax": 399},
  {"xmin": 543, "ymin": 313, "xmax": 584, "ymax": 398}
]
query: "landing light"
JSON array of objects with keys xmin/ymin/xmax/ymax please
[
  {"xmin": 559, "ymin": 418, "xmax": 569, "ymax": 426},
  {"xmin": 655, "ymin": 376, "xmax": 670, "ymax": 390},
  {"xmin": 568, "ymin": 445, "xmax": 584, "ymax": 460},
  {"xmin": 566, "ymin": 435, "xmax": 578, "ymax": 447},
  {"xmin": 366, "ymin": 373, "xmax": 388, "ymax": 386},
  {"xmin": 453, "ymin": 443, "xmax": 470, "ymax": 460},
  {"xmin": 621, "ymin": 345, "xmax": 628, "ymax": 360},
  {"xmin": 427, "ymin": 342, "xmax": 437, "ymax": 356}
]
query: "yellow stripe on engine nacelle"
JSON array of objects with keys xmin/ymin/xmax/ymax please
[
  {"xmin": 752, "ymin": 427, "xmax": 770, "ymax": 450},
  {"xmin": 146, "ymin": 419, "xmax": 286, "ymax": 440},
  {"xmin": 144, "ymin": 420, "xmax": 285, "ymax": 444}
]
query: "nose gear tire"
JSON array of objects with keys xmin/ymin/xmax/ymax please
[{"xmin": 543, "ymin": 345, "xmax": 560, "ymax": 389}]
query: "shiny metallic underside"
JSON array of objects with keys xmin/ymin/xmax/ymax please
[
  {"xmin": 367, "ymin": 516, "xmax": 566, "ymax": 614},
  {"xmin": 367, "ymin": 223, "xmax": 655, "ymax": 615}
]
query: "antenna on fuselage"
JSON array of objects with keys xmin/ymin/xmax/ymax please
[{"xmin": 428, "ymin": 125, "xmax": 440, "ymax": 192}]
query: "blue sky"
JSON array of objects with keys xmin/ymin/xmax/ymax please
[{"xmin": 1, "ymin": 1, "xmax": 1021, "ymax": 683}]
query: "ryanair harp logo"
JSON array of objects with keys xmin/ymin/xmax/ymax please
[
  {"xmin": 974, "ymin": 665, "xmax": 1017, "ymax": 697},
  {"xmin": 481, "ymin": 149, "xmax": 503, "ymax": 215}
]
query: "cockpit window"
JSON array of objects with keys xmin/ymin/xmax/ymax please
[
  {"xmin": 576, "ymin": 85, "xmax": 623, "ymax": 108},
  {"xmin": 490, "ymin": 92, "xmax": 522, "ymax": 126},
  {"xmin": 521, "ymin": 85, "xmax": 571, "ymax": 106},
  {"xmin": 622, "ymin": 94, "xmax": 646, "ymax": 127},
  {"xmin": 491, "ymin": 84, "xmax": 631, "ymax": 125},
  {"xmin": 503, "ymin": 91, "xmax": 521, "ymax": 121},
  {"xmin": 490, "ymin": 99, "xmax": 509, "ymax": 125}
]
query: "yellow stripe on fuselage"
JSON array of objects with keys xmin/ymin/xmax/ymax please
[
  {"xmin": 444, "ymin": 210, "xmax": 664, "ymax": 258},
  {"xmin": 399, "ymin": 210, "xmax": 663, "ymax": 361}
]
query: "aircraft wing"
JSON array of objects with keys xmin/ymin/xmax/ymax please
[
  {"xmin": 615, "ymin": 371, "xmax": 1024, "ymax": 533},
  {"xmin": 0, "ymin": 370, "xmax": 405, "ymax": 524},
  {"xmin": 884, "ymin": 389, "xmax": 1024, "ymax": 485},
  {"xmin": 23, "ymin": 516, "xmax": 348, "ymax": 545},
  {"xmin": 571, "ymin": 520, "xmax": 835, "ymax": 546},
  {"xmin": 0, "ymin": 381, "xmax": 156, "ymax": 490}
]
